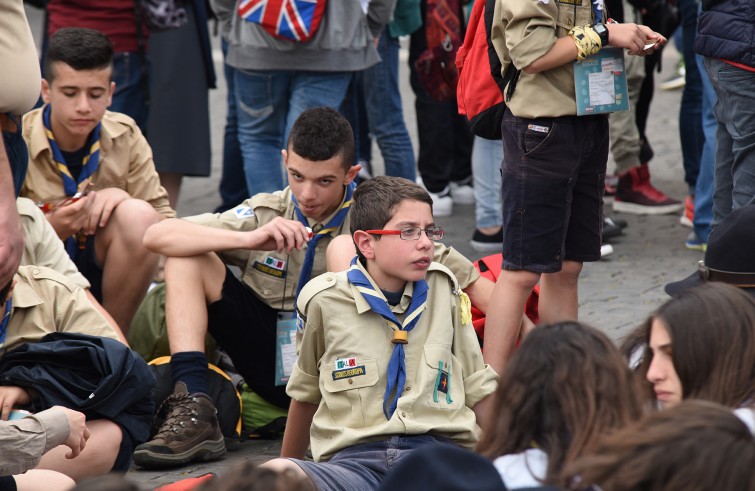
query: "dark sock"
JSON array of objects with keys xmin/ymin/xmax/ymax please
[{"xmin": 171, "ymin": 351, "xmax": 209, "ymax": 395}]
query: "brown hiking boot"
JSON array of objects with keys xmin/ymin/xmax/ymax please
[{"xmin": 133, "ymin": 382, "xmax": 226, "ymax": 468}]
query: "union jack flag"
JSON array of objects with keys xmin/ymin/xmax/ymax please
[{"xmin": 238, "ymin": 0, "xmax": 327, "ymax": 42}]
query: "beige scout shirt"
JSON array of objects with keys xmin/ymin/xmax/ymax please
[
  {"xmin": 17, "ymin": 197, "xmax": 90, "ymax": 290},
  {"xmin": 185, "ymin": 187, "xmax": 481, "ymax": 312},
  {"xmin": 0, "ymin": 1, "xmax": 41, "ymax": 115},
  {"xmin": 21, "ymin": 108, "xmax": 175, "ymax": 219},
  {"xmin": 0, "ymin": 408, "xmax": 70, "ymax": 476},
  {"xmin": 3, "ymin": 265, "xmax": 119, "ymax": 355},
  {"xmin": 288, "ymin": 260, "xmax": 498, "ymax": 461},
  {"xmin": 491, "ymin": 0, "xmax": 596, "ymax": 118}
]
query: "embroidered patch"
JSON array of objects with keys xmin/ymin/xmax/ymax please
[
  {"xmin": 233, "ymin": 205, "xmax": 254, "ymax": 219},
  {"xmin": 556, "ymin": 0, "xmax": 581, "ymax": 4},
  {"xmin": 296, "ymin": 313, "xmax": 306, "ymax": 333},
  {"xmin": 332, "ymin": 365, "xmax": 366, "ymax": 380},
  {"xmin": 252, "ymin": 260, "xmax": 287, "ymax": 278},
  {"xmin": 264, "ymin": 256, "xmax": 286, "ymax": 271},
  {"xmin": 527, "ymin": 124, "xmax": 550, "ymax": 134},
  {"xmin": 336, "ymin": 357, "xmax": 358, "ymax": 370}
]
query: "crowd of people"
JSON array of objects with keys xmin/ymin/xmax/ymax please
[{"xmin": 1, "ymin": 0, "xmax": 754, "ymax": 490}]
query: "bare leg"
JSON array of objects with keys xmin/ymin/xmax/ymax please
[
  {"xmin": 261, "ymin": 458, "xmax": 312, "ymax": 483},
  {"xmin": 538, "ymin": 260, "xmax": 582, "ymax": 323},
  {"xmin": 95, "ymin": 199, "xmax": 161, "ymax": 333},
  {"xmin": 159, "ymin": 172, "xmax": 183, "ymax": 211},
  {"xmin": 482, "ymin": 269, "xmax": 541, "ymax": 375},
  {"xmin": 36, "ymin": 419, "xmax": 122, "ymax": 481},
  {"xmin": 13, "ymin": 470, "xmax": 75, "ymax": 491},
  {"xmin": 165, "ymin": 253, "xmax": 226, "ymax": 354}
]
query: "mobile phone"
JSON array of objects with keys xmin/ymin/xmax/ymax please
[{"xmin": 8, "ymin": 409, "xmax": 31, "ymax": 421}]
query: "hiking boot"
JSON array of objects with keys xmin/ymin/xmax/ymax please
[
  {"xmin": 613, "ymin": 164, "xmax": 683, "ymax": 215},
  {"xmin": 680, "ymin": 195, "xmax": 694, "ymax": 228},
  {"xmin": 133, "ymin": 382, "xmax": 226, "ymax": 468}
]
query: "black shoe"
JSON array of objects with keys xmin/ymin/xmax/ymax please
[
  {"xmin": 470, "ymin": 228, "xmax": 503, "ymax": 252},
  {"xmin": 605, "ymin": 216, "xmax": 628, "ymax": 229},
  {"xmin": 602, "ymin": 218, "xmax": 623, "ymax": 241}
]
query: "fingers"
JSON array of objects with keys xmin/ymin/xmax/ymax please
[
  {"xmin": 266, "ymin": 218, "xmax": 311, "ymax": 253},
  {"xmin": 1, "ymin": 402, "xmax": 10, "ymax": 421}
]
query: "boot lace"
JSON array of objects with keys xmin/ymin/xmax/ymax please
[{"xmin": 154, "ymin": 391, "xmax": 201, "ymax": 439}]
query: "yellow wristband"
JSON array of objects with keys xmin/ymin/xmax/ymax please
[{"xmin": 569, "ymin": 25, "xmax": 602, "ymax": 61}]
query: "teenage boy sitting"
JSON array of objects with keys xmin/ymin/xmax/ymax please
[
  {"xmin": 21, "ymin": 27, "xmax": 174, "ymax": 333},
  {"xmin": 135, "ymin": 107, "xmax": 492, "ymax": 468},
  {"xmin": 259, "ymin": 176, "xmax": 498, "ymax": 489}
]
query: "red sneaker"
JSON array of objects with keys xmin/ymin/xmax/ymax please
[
  {"xmin": 613, "ymin": 164, "xmax": 683, "ymax": 215},
  {"xmin": 680, "ymin": 195, "xmax": 694, "ymax": 227}
]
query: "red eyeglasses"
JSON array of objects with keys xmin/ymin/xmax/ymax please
[{"xmin": 366, "ymin": 227, "xmax": 444, "ymax": 241}]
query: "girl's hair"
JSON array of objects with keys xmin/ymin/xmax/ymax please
[
  {"xmin": 562, "ymin": 399, "xmax": 755, "ymax": 491},
  {"xmin": 634, "ymin": 282, "xmax": 755, "ymax": 407},
  {"xmin": 476, "ymin": 322, "xmax": 643, "ymax": 484}
]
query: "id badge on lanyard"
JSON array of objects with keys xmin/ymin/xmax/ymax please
[{"xmin": 275, "ymin": 311, "xmax": 298, "ymax": 386}]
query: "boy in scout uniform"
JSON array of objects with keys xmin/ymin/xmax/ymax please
[
  {"xmin": 483, "ymin": 0, "xmax": 668, "ymax": 375},
  {"xmin": 21, "ymin": 27, "xmax": 174, "ymax": 334},
  {"xmin": 0, "ymin": 266, "xmax": 131, "ymax": 480},
  {"xmin": 134, "ymin": 107, "xmax": 495, "ymax": 468},
  {"xmin": 257, "ymin": 176, "xmax": 498, "ymax": 490}
]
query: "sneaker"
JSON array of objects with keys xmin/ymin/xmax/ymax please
[
  {"xmin": 470, "ymin": 228, "xmax": 503, "ymax": 252},
  {"xmin": 685, "ymin": 231, "xmax": 707, "ymax": 252},
  {"xmin": 449, "ymin": 178, "xmax": 475, "ymax": 205},
  {"xmin": 659, "ymin": 63, "xmax": 686, "ymax": 90},
  {"xmin": 613, "ymin": 165, "xmax": 683, "ymax": 215},
  {"xmin": 602, "ymin": 217, "xmax": 623, "ymax": 241},
  {"xmin": 600, "ymin": 244, "xmax": 614, "ymax": 258},
  {"xmin": 680, "ymin": 195, "xmax": 694, "ymax": 228},
  {"xmin": 605, "ymin": 216, "xmax": 628, "ymax": 229},
  {"xmin": 427, "ymin": 186, "xmax": 453, "ymax": 217},
  {"xmin": 133, "ymin": 382, "xmax": 226, "ymax": 468}
]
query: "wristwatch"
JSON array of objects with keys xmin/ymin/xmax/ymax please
[{"xmin": 592, "ymin": 22, "xmax": 609, "ymax": 48}]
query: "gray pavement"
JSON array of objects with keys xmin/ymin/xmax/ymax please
[{"xmin": 23, "ymin": 7, "xmax": 700, "ymax": 486}]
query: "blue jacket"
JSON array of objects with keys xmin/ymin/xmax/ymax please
[{"xmin": 695, "ymin": 0, "xmax": 755, "ymax": 68}]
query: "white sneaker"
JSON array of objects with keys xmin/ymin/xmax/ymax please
[
  {"xmin": 449, "ymin": 180, "xmax": 475, "ymax": 205},
  {"xmin": 600, "ymin": 244, "xmax": 614, "ymax": 258},
  {"xmin": 428, "ymin": 187, "xmax": 453, "ymax": 217}
]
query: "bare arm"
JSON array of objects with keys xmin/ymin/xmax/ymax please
[
  {"xmin": 143, "ymin": 216, "xmax": 311, "ymax": 257},
  {"xmin": 279, "ymin": 400, "xmax": 318, "ymax": 459},
  {"xmin": 85, "ymin": 289, "xmax": 128, "ymax": 346}
]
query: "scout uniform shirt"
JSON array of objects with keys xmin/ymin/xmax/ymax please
[
  {"xmin": 289, "ymin": 260, "xmax": 498, "ymax": 462},
  {"xmin": 0, "ymin": 408, "xmax": 70, "ymax": 476},
  {"xmin": 17, "ymin": 197, "xmax": 90, "ymax": 290},
  {"xmin": 491, "ymin": 0, "xmax": 596, "ymax": 118},
  {"xmin": 185, "ymin": 187, "xmax": 482, "ymax": 311},
  {"xmin": 2, "ymin": 265, "xmax": 119, "ymax": 355},
  {"xmin": 21, "ymin": 109, "xmax": 175, "ymax": 219}
]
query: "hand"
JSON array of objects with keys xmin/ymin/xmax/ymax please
[
  {"xmin": 252, "ymin": 217, "xmax": 311, "ymax": 253},
  {"xmin": 0, "ymin": 386, "xmax": 31, "ymax": 420},
  {"xmin": 606, "ymin": 23, "xmax": 666, "ymax": 56},
  {"xmin": 46, "ymin": 192, "xmax": 95, "ymax": 239},
  {"xmin": 83, "ymin": 187, "xmax": 130, "ymax": 235},
  {"xmin": 51, "ymin": 406, "xmax": 90, "ymax": 459}
]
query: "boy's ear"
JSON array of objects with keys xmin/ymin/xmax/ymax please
[
  {"xmin": 40, "ymin": 79, "xmax": 51, "ymax": 104},
  {"xmin": 353, "ymin": 230, "xmax": 376, "ymax": 260},
  {"xmin": 281, "ymin": 149, "xmax": 289, "ymax": 168},
  {"xmin": 107, "ymin": 81, "xmax": 115, "ymax": 107},
  {"xmin": 343, "ymin": 163, "xmax": 361, "ymax": 185}
]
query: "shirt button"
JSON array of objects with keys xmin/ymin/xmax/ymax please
[
  {"xmin": 401, "ymin": 412, "xmax": 407, "ymax": 418},
  {"xmin": 315, "ymin": 247, "xmax": 320, "ymax": 252},
  {"xmin": 263, "ymin": 289, "xmax": 270, "ymax": 295},
  {"xmin": 348, "ymin": 379, "xmax": 353, "ymax": 385},
  {"xmin": 32, "ymin": 269, "xmax": 39, "ymax": 275},
  {"xmin": 326, "ymin": 277, "xmax": 333, "ymax": 282},
  {"xmin": 405, "ymin": 387, "xmax": 411, "ymax": 392}
]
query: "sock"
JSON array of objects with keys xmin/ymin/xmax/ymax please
[{"xmin": 170, "ymin": 351, "xmax": 209, "ymax": 395}]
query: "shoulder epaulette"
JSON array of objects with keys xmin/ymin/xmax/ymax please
[
  {"xmin": 16, "ymin": 265, "xmax": 78, "ymax": 293},
  {"xmin": 295, "ymin": 272, "xmax": 340, "ymax": 317},
  {"xmin": 249, "ymin": 192, "xmax": 287, "ymax": 212}
]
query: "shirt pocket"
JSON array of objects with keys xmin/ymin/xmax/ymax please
[
  {"xmin": 322, "ymin": 358, "xmax": 380, "ymax": 427},
  {"xmin": 422, "ymin": 344, "xmax": 464, "ymax": 410}
]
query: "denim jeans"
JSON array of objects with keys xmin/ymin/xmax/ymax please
[
  {"xmin": 704, "ymin": 57, "xmax": 755, "ymax": 227},
  {"xmin": 110, "ymin": 51, "xmax": 150, "ymax": 134},
  {"xmin": 216, "ymin": 40, "xmax": 248, "ymax": 212},
  {"xmin": 361, "ymin": 33, "xmax": 416, "ymax": 181},
  {"xmin": 472, "ymin": 136, "xmax": 503, "ymax": 229},
  {"xmin": 234, "ymin": 69, "xmax": 352, "ymax": 195},
  {"xmin": 677, "ymin": 0, "xmax": 704, "ymax": 192},
  {"xmin": 693, "ymin": 51, "xmax": 716, "ymax": 243}
]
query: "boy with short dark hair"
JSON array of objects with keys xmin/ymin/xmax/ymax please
[
  {"xmin": 21, "ymin": 27, "xmax": 174, "ymax": 333},
  {"xmin": 261, "ymin": 176, "xmax": 498, "ymax": 490}
]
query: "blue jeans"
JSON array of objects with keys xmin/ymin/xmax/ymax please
[
  {"xmin": 704, "ymin": 57, "xmax": 755, "ymax": 227},
  {"xmin": 361, "ymin": 33, "xmax": 416, "ymax": 181},
  {"xmin": 216, "ymin": 40, "xmax": 248, "ymax": 212},
  {"xmin": 234, "ymin": 69, "xmax": 352, "ymax": 195},
  {"xmin": 677, "ymin": 0, "xmax": 704, "ymax": 192},
  {"xmin": 110, "ymin": 51, "xmax": 150, "ymax": 134},
  {"xmin": 692, "ymin": 51, "xmax": 716, "ymax": 243},
  {"xmin": 472, "ymin": 136, "xmax": 503, "ymax": 229}
]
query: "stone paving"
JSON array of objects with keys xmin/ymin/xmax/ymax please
[{"xmin": 23, "ymin": 7, "xmax": 701, "ymax": 486}]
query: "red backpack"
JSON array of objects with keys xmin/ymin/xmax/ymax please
[
  {"xmin": 455, "ymin": 0, "xmax": 519, "ymax": 139},
  {"xmin": 471, "ymin": 254, "xmax": 540, "ymax": 346}
]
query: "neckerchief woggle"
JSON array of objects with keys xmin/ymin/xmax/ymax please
[
  {"xmin": 291, "ymin": 181, "xmax": 356, "ymax": 298},
  {"xmin": 0, "ymin": 299, "xmax": 12, "ymax": 350},
  {"xmin": 346, "ymin": 256, "xmax": 429, "ymax": 419},
  {"xmin": 42, "ymin": 104, "xmax": 101, "ymax": 257}
]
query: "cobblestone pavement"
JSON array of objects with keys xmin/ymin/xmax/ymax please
[{"xmin": 24, "ymin": 7, "xmax": 699, "ymax": 486}]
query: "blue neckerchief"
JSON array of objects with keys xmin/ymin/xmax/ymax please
[
  {"xmin": 42, "ymin": 104, "xmax": 101, "ymax": 197},
  {"xmin": 0, "ymin": 299, "xmax": 12, "ymax": 349},
  {"xmin": 346, "ymin": 257, "xmax": 428, "ymax": 419},
  {"xmin": 291, "ymin": 181, "xmax": 355, "ymax": 298},
  {"xmin": 592, "ymin": 0, "xmax": 604, "ymax": 23}
]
